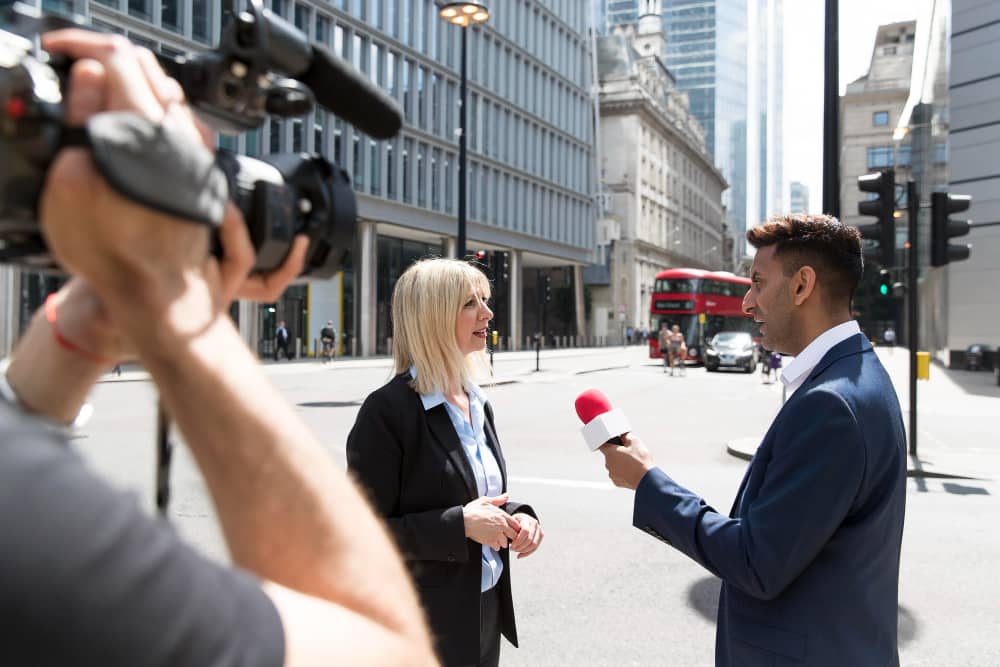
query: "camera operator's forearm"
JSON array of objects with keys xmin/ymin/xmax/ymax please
[
  {"xmin": 129, "ymin": 314, "xmax": 430, "ymax": 651},
  {"xmin": 6, "ymin": 300, "xmax": 110, "ymax": 424}
]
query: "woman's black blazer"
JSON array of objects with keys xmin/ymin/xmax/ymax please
[{"xmin": 346, "ymin": 373, "xmax": 537, "ymax": 667}]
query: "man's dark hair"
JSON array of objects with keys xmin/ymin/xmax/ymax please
[{"xmin": 746, "ymin": 214, "xmax": 863, "ymax": 308}]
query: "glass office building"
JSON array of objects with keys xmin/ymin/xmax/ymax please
[{"xmin": 4, "ymin": 0, "xmax": 597, "ymax": 357}]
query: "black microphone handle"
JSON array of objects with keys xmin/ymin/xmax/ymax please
[
  {"xmin": 606, "ymin": 435, "xmax": 624, "ymax": 447},
  {"xmin": 300, "ymin": 44, "xmax": 403, "ymax": 140}
]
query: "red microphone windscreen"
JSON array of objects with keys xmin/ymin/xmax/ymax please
[{"xmin": 575, "ymin": 389, "xmax": 614, "ymax": 425}]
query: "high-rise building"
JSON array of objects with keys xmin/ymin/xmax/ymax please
[
  {"xmin": 934, "ymin": 0, "xmax": 1000, "ymax": 366},
  {"xmin": 789, "ymin": 181, "xmax": 809, "ymax": 214},
  {"xmin": 601, "ymin": 0, "xmax": 784, "ymax": 264},
  {"xmin": 1, "ymin": 0, "xmax": 598, "ymax": 357},
  {"xmin": 590, "ymin": 2, "xmax": 727, "ymax": 340}
]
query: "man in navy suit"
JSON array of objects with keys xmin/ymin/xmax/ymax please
[{"xmin": 600, "ymin": 214, "xmax": 907, "ymax": 666}]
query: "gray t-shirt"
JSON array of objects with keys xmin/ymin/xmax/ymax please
[{"xmin": 0, "ymin": 400, "xmax": 284, "ymax": 666}]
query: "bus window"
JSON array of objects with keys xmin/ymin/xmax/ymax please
[
  {"xmin": 656, "ymin": 315, "xmax": 699, "ymax": 347},
  {"xmin": 654, "ymin": 278, "xmax": 701, "ymax": 294},
  {"xmin": 703, "ymin": 314, "xmax": 757, "ymax": 341}
]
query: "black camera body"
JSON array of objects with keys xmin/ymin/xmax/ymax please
[{"xmin": 0, "ymin": 2, "xmax": 400, "ymax": 278}]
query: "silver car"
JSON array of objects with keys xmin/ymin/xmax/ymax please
[{"xmin": 705, "ymin": 332, "xmax": 757, "ymax": 373}]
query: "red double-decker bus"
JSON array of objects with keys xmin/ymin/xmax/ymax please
[{"xmin": 648, "ymin": 268, "xmax": 755, "ymax": 363}]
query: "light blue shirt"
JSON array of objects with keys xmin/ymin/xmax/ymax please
[{"xmin": 411, "ymin": 367, "xmax": 504, "ymax": 592}]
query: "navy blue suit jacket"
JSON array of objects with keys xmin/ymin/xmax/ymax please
[{"xmin": 634, "ymin": 333, "xmax": 906, "ymax": 666}]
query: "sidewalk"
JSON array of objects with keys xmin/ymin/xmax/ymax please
[
  {"xmin": 726, "ymin": 346, "xmax": 1000, "ymax": 480},
  {"xmin": 95, "ymin": 345, "xmax": 636, "ymax": 384}
]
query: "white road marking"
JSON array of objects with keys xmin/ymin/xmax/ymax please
[{"xmin": 509, "ymin": 475, "xmax": 618, "ymax": 491}]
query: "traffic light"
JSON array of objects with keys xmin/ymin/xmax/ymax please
[
  {"xmin": 857, "ymin": 169, "xmax": 896, "ymax": 268},
  {"xmin": 473, "ymin": 249, "xmax": 487, "ymax": 263},
  {"xmin": 544, "ymin": 274, "xmax": 551, "ymax": 302},
  {"xmin": 930, "ymin": 192, "xmax": 972, "ymax": 267},
  {"xmin": 877, "ymin": 269, "xmax": 892, "ymax": 297}
]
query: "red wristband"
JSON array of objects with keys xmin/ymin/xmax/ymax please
[{"xmin": 44, "ymin": 294, "xmax": 113, "ymax": 365}]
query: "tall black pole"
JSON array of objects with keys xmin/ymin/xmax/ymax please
[
  {"xmin": 457, "ymin": 26, "xmax": 468, "ymax": 260},
  {"xmin": 907, "ymin": 180, "xmax": 919, "ymax": 456},
  {"xmin": 822, "ymin": 0, "xmax": 840, "ymax": 218}
]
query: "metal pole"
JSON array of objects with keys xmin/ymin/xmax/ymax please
[
  {"xmin": 457, "ymin": 26, "xmax": 468, "ymax": 260},
  {"xmin": 822, "ymin": 0, "xmax": 840, "ymax": 218},
  {"xmin": 907, "ymin": 180, "xmax": 918, "ymax": 456}
]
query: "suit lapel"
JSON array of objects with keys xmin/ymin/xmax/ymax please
[{"xmin": 425, "ymin": 404, "xmax": 479, "ymax": 500}]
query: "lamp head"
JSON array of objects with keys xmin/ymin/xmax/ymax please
[{"xmin": 438, "ymin": 2, "xmax": 490, "ymax": 27}]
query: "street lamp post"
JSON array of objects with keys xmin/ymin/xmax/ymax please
[{"xmin": 438, "ymin": 2, "xmax": 489, "ymax": 260}]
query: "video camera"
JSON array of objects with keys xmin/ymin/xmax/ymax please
[{"xmin": 0, "ymin": 1, "xmax": 402, "ymax": 278}]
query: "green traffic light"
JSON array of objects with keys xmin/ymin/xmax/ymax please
[{"xmin": 879, "ymin": 284, "xmax": 889, "ymax": 296}]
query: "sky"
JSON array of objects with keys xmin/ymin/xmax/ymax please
[{"xmin": 783, "ymin": 0, "xmax": 919, "ymax": 214}]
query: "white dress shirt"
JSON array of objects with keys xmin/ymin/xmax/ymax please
[{"xmin": 780, "ymin": 321, "xmax": 862, "ymax": 397}]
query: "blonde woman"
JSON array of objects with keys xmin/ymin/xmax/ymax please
[{"xmin": 347, "ymin": 258, "xmax": 543, "ymax": 667}]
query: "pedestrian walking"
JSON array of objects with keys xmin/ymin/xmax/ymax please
[
  {"xmin": 274, "ymin": 320, "xmax": 291, "ymax": 361},
  {"xmin": 320, "ymin": 320, "xmax": 337, "ymax": 363},
  {"xmin": 657, "ymin": 323, "xmax": 671, "ymax": 373},
  {"xmin": 884, "ymin": 327, "xmax": 896, "ymax": 354},
  {"xmin": 667, "ymin": 325, "xmax": 686, "ymax": 377}
]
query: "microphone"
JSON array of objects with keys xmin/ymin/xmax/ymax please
[
  {"xmin": 300, "ymin": 43, "xmax": 404, "ymax": 140},
  {"xmin": 574, "ymin": 389, "xmax": 632, "ymax": 452}
]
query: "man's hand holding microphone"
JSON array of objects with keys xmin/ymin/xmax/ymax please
[{"xmin": 575, "ymin": 389, "xmax": 656, "ymax": 490}]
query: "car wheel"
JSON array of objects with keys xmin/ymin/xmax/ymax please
[{"xmin": 744, "ymin": 361, "xmax": 754, "ymax": 373}]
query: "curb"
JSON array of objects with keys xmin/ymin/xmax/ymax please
[{"xmin": 725, "ymin": 438, "xmax": 988, "ymax": 481}]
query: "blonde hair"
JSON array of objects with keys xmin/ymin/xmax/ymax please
[{"xmin": 391, "ymin": 258, "xmax": 492, "ymax": 395}]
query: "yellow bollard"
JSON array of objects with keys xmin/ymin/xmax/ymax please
[
  {"xmin": 491, "ymin": 330, "xmax": 499, "ymax": 348},
  {"xmin": 916, "ymin": 351, "xmax": 930, "ymax": 380}
]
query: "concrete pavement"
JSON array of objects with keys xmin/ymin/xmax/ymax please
[
  {"xmin": 726, "ymin": 346, "xmax": 999, "ymax": 480},
  {"xmin": 98, "ymin": 342, "xmax": 999, "ymax": 481}
]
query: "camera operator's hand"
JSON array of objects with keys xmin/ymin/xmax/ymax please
[{"xmin": 39, "ymin": 30, "xmax": 235, "ymax": 334}]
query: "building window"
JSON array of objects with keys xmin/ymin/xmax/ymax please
[
  {"xmin": 129, "ymin": 0, "xmax": 150, "ymax": 21},
  {"xmin": 191, "ymin": 0, "xmax": 211, "ymax": 44},
  {"xmin": 897, "ymin": 144, "xmax": 911, "ymax": 167},
  {"xmin": 352, "ymin": 132, "xmax": 364, "ymax": 192},
  {"xmin": 162, "ymin": 0, "xmax": 182, "ymax": 33},
  {"xmin": 402, "ymin": 138, "xmax": 413, "ymax": 203},
  {"xmin": 333, "ymin": 120, "xmax": 343, "ymax": 165},
  {"xmin": 294, "ymin": 3, "xmax": 309, "ymax": 31},
  {"xmin": 417, "ymin": 142, "xmax": 426, "ymax": 207},
  {"xmin": 431, "ymin": 147, "xmax": 441, "ymax": 210},
  {"xmin": 314, "ymin": 110, "xmax": 325, "ymax": 154},
  {"xmin": 867, "ymin": 146, "xmax": 893, "ymax": 169},
  {"xmin": 316, "ymin": 14, "xmax": 330, "ymax": 44},
  {"xmin": 873, "ymin": 111, "xmax": 889, "ymax": 126},
  {"xmin": 269, "ymin": 119, "xmax": 282, "ymax": 153},
  {"xmin": 292, "ymin": 118, "xmax": 303, "ymax": 152},
  {"xmin": 370, "ymin": 139, "xmax": 381, "ymax": 195},
  {"xmin": 386, "ymin": 140, "xmax": 396, "ymax": 200}
]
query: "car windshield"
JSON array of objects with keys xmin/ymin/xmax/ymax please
[{"xmin": 712, "ymin": 332, "xmax": 752, "ymax": 348}]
